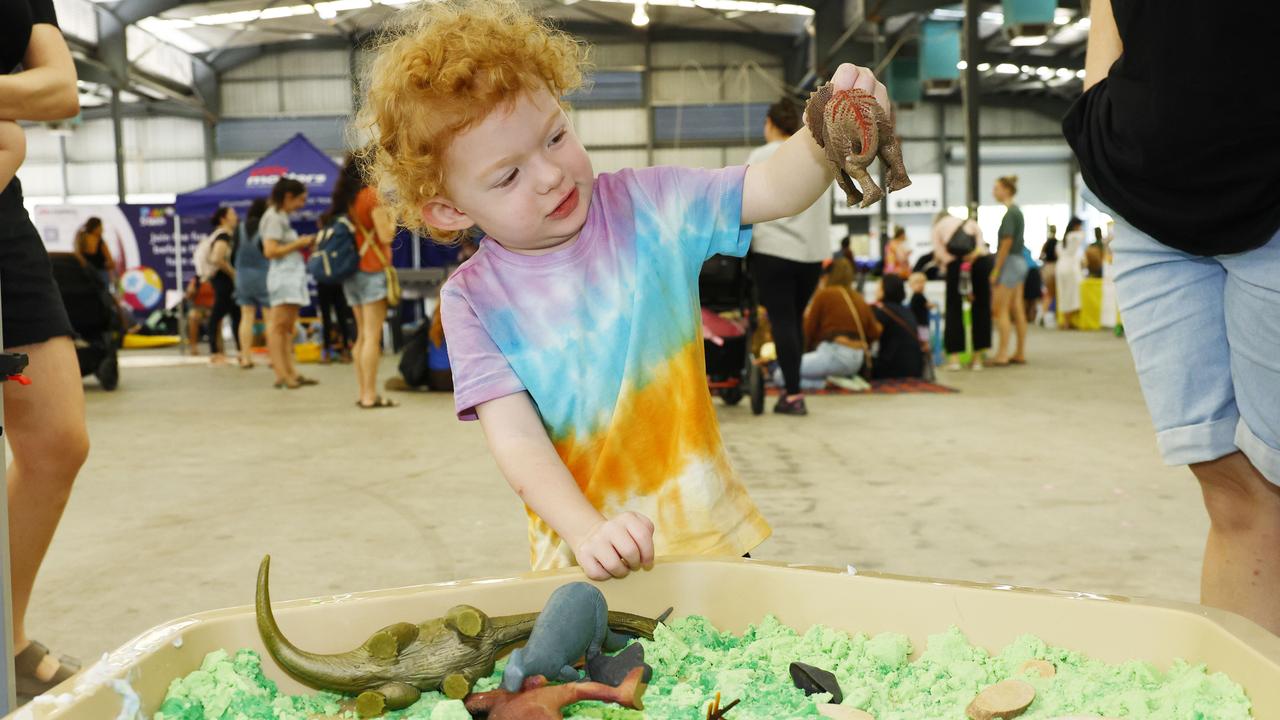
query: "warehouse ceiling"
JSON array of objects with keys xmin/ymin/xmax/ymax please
[{"xmin": 72, "ymin": 0, "xmax": 1089, "ymax": 119}]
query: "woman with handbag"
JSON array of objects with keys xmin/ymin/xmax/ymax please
[
  {"xmin": 931, "ymin": 210, "xmax": 991, "ymax": 371},
  {"xmin": 782, "ymin": 258, "xmax": 881, "ymax": 391},
  {"xmin": 334, "ymin": 155, "xmax": 401, "ymax": 409}
]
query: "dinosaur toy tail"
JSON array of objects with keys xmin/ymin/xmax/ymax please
[{"xmin": 256, "ymin": 555, "xmax": 376, "ymax": 694}]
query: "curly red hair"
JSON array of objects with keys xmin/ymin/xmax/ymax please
[{"xmin": 357, "ymin": 0, "xmax": 588, "ymax": 242}]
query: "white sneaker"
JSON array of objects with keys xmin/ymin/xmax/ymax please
[
  {"xmin": 971, "ymin": 359, "xmax": 985, "ymax": 371},
  {"xmin": 827, "ymin": 375, "xmax": 870, "ymax": 391}
]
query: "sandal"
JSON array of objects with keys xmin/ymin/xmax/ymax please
[
  {"xmin": 357, "ymin": 396, "xmax": 399, "ymax": 409},
  {"xmin": 15, "ymin": 640, "xmax": 81, "ymax": 701},
  {"xmin": 295, "ymin": 376, "xmax": 319, "ymax": 386}
]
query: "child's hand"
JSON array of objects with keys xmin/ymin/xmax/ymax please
[
  {"xmin": 829, "ymin": 63, "xmax": 890, "ymax": 118},
  {"xmin": 572, "ymin": 512, "xmax": 655, "ymax": 581}
]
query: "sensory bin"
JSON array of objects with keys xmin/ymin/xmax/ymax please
[{"xmin": 151, "ymin": 613, "xmax": 1251, "ymax": 720}]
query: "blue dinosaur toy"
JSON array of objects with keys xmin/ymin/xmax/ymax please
[{"xmin": 500, "ymin": 583, "xmax": 632, "ymax": 692}]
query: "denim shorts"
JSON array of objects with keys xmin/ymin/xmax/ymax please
[
  {"xmin": 234, "ymin": 268, "xmax": 269, "ymax": 307},
  {"xmin": 267, "ymin": 265, "xmax": 310, "ymax": 307},
  {"xmin": 1090, "ymin": 187, "xmax": 1280, "ymax": 484},
  {"xmin": 343, "ymin": 270, "xmax": 387, "ymax": 306},
  {"xmin": 996, "ymin": 254, "xmax": 1029, "ymax": 288}
]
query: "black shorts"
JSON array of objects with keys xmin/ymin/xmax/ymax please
[{"xmin": 1, "ymin": 206, "xmax": 75, "ymax": 350}]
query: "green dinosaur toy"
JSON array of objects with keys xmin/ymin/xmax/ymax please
[{"xmin": 255, "ymin": 555, "xmax": 664, "ymax": 717}]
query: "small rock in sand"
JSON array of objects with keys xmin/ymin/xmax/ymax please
[
  {"xmin": 1019, "ymin": 659, "xmax": 1056, "ymax": 678},
  {"xmin": 966, "ymin": 679, "xmax": 1036, "ymax": 720},
  {"xmin": 817, "ymin": 704, "xmax": 875, "ymax": 720}
]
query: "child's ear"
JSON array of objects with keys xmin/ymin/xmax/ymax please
[{"xmin": 423, "ymin": 198, "xmax": 475, "ymax": 233}]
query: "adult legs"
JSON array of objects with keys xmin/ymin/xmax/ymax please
[
  {"xmin": 5, "ymin": 337, "xmax": 89, "ymax": 662},
  {"xmin": 1109, "ymin": 201, "xmax": 1280, "ymax": 633},
  {"xmin": 207, "ymin": 273, "xmax": 236, "ymax": 360},
  {"xmin": 991, "ymin": 284, "xmax": 1013, "ymax": 363},
  {"xmin": 1012, "ymin": 282, "xmax": 1028, "ymax": 361},
  {"xmin": 356, "ymin": 300, "xmax": 389, "ymax": 406},
  {"xmin": 1195, "ymin": 454, "xmax": 1280, "ymax": 634},
  {"xmin": 970, "ymin": 255, "xmax": 993, "ymax": 359},
  {"xmin": 237, "ymin": 305, "xmax": 257, "ymax": 367},
  {"xmin": 943, "ymin": 259, "xmax": 965, "ymax": 361},
  {"xmin": 266, "ymin": 304, "xmax": 299, "ymax": 385},
  {"xmin": 317, "ymin": 283, "xmax": 340, "ymax": 361},
  {"xmin": 754, "ymin": 255, "xmax": 806, "ymax": 400}
]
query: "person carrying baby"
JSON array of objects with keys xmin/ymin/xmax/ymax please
[{"xmin": 358, "ymin": 0, "xmax": 892, "ymax": 580}]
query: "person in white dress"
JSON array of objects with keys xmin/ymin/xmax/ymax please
[{"xmin": 1056, "ymin": 216, "xmax": 1085, "ymax": 329}]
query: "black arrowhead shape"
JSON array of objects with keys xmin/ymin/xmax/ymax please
[
  {"xmin": 587, "ymin": 643, "xmax": 652, "ymax": 686},
  {"xmin": 789, "ymin": 662, "xmax": 843, "ymax": 704}
]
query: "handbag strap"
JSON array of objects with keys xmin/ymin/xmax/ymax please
[
  {"xmin": 351, "ymin": 215, "xmax": 389, "ymax": 266},
  {"xmin": 836, "ymin": 287, "xmax": 873, "ymax": 370}
]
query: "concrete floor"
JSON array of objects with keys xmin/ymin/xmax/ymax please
[{"xmin": 21, "ymin": 325, "xmax": 1208, "ymax": 662}]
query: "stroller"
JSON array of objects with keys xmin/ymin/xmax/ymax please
[
  {"xmin": 48, "ymin": 253, "xmax": 123, "ymax": 390},
  {"xmin": 699, "ymin": 254, "xmax": 765, "ymax": 415}
]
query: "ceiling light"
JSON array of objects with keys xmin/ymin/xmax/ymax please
[
  {"xmin": 317, "ymin": 5, "xmax": 337, "ymax": 19},
  {"xmin": 631, "ymin": 1, "xmax": 649, "ymax": 26},
  {"xmin": 995, "ymin": 63, "xmax": 1019, "ymax": 74},
  {"xmin": 1008, "ymin": 34, "xmax": 1048, "ymax": 46},
  {"xmin": 1036, "ymin": 66, "xmax": 1053, "ymax": 79},
  {"xmin": 1053, "ymin": 8, "xmax": 1073, "ymax": 24},
  {"xmin": 1020, "ymin": 65, "xmax": 1033, "ymax": 74},
  {"xmin": 956, "ymin": 60, "xmax": 968, "ymax": 70},
  {"xmin": 590, "ymin": 0, "xmax": 812, "ymax": 17},
  {"xmin": 977, "ymin": 62, "xmax": 991, "ymax": 71},
  {"xmin": 1075, "ymin": 69, "xmax": 1086, "ymax": 79},
  {"xmin": 260, "ymin": 5, "xmax": 314, "ymax": 19},
  {"xmin": 1075, "ymin": 16, "xmax": 1091, "ymax": 29},
  {"xmin": 562, "ymin": 0, "xmax": 581, "ymax": 4},
  {"xmin": 1055, "ymin": 68, "xmax": 1074, "ymax": 79}
]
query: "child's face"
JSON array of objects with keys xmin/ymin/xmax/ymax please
[
  {"xmin": 430, "ymin": 88, "xmax": 593, "ymax": 255},
  {"xmin": 908, "ymin": 275, "xmax": 924, "ymax": 293}
]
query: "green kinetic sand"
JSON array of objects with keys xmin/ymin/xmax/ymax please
[{"xmin": 153, "ymin": 616, "xmax": 1252, "ymax": 720}]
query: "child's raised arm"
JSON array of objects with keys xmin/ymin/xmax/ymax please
[
  {"xmin": 741, "ymin": 63, "xmax": 889, "ymax": 225},
  {"xmin": 476, "ymin": 392, "xmax": 655, "ymax": 580}
]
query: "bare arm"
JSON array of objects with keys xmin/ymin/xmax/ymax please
[
  {"xmin": 370, "ymin": 206, "xmax": 396, "ymax": 249},
  {"xmin": 0, "ymin": 26, "xmax": 79, "ymax": 120},
  {"xmin": 210, "ymin": 240, "xmax": 235, "ymax": 277},
  {"xmin": 476, "ymin": 392, "xmax": 654, "ymax": 580},
  {"xmin": 742, "ymin": 64, "xmax": 887, "ymax": 225},
  {"xmin": 261, "ymin": 236, "xmax": 312, "ymax": 260},
  {"xmin": 991, "ymin": 236, "xmax": 1012, "ymax": 278},
  {"xmin": 1084, "ymin": 0, "xmax": 1122, "ymax": 92}
]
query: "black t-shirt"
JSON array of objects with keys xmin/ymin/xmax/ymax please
[
  {"xmin": 909, "ymin": 293, "xmax": 930, "ymax": 328},
  {"xmin": 872, "ymin": 304, "xmax": 924, "ymax": 380},
  {"xmin": 1, "ymin": 0, "xmax": 59, "ymax": 217},
  {"xmin": 1, "ymin": 0, "xmax": 58, "ymax": 73},
  {"xmin": 1062, "ymin": 1, "xmax": 1280, "ymax": 257}
]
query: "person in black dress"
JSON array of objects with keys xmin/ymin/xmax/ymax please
[{"xmin": 0, "ymin": 0, "xmax": 87, "ymax": 702}]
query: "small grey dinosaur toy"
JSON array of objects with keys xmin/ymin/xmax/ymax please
[{"xmin": 501, "ymin": 582, "xmax": 652, "ymax": 692}]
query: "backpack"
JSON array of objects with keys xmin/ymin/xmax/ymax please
[
  {"xmin": 398, "ymin": 320, "xmax": 432, "ymax": 388},
  {"xmin": 945, "ymin": 220, "xmax": 977, "ymax": 257},
  {"xmin": 307, "ymin": 216, "xmax": 360, "ymax": 283},
  {"xmin": 193, "ymin": 232, "xmax": 221, "ymax": 282}
]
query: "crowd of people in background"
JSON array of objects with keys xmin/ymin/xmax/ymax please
[{"xmin": 172, "ymin": 154, "xmax": 416, "ymax": 407}]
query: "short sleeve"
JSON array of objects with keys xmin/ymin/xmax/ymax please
[
  {"xmin": 998, "ymin": 211, "xmax": 1014, "ymax": 241},
  {"xmin": 631, "ymin": 165, "xmax": 752, "ymax": 264},
  {"xmin": 30, "ymin": 0, "xmax": 58, "ymax": 26},
  {"xmin": 260, "ymin": 211, "xmax": 289, "ymax": 243},
  {"xmin": 440, "ymin": 282, "xmax": 526, "ymax": 421}
]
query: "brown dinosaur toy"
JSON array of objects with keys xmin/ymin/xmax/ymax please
[
  {"xmin": 464, "ymin": 666, "xmax": 647, "ymax": 720},
  {"xmin": 804, "ymin": 82, "xmax": 911, "ymax": 208}
]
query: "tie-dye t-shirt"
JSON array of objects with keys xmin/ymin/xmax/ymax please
[{"xmin": 441, "ymin": 165, "xmax": 772, "ymax": 570}]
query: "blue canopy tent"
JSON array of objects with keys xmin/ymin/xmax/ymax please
[{"xmin": 172, "ymin": 133, "xmax": 340, "ymax": 294}]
